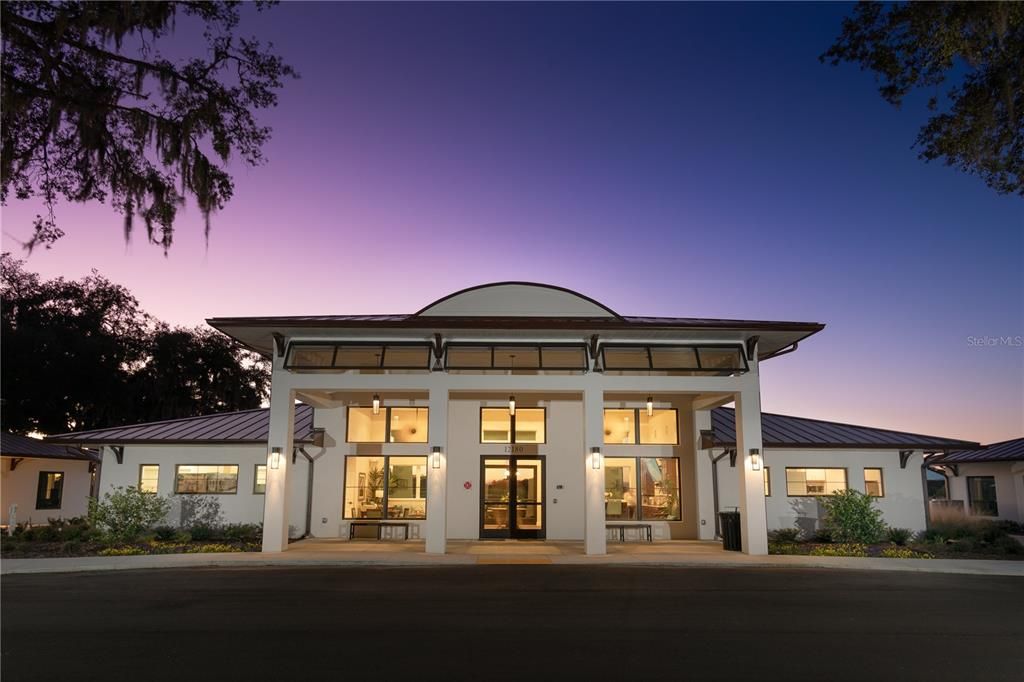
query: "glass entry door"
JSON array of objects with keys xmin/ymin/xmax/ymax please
[{"xmin": 480, "ymin": 456, "xmax": 545, "ymax": 539}]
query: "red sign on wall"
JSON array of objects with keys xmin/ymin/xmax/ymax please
[{"xmin": 463, "ymin": 481, "xmax": 472, "ymax": 490}]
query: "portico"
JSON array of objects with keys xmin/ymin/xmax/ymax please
[{"xmin": 207, "ymin": 282, "xmax": 824, "ymax": 556}]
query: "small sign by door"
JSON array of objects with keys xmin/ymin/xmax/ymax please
[{"xmin": 463, "ymin": 481, "xmax": 472, "ymax": 490}]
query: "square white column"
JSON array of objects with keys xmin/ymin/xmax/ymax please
[
  {"xmin": 734, "ymin": 385, "xmax": 768, "ymax": 555},
  {"xmin": 425, "ymin": 388, "xmax": 448, "ymax": 554},
  {"xmin": 583, "ymin": 387, "xmax": 606, "ymax": 555},
  {"xmin": 262, "ymin": 372, "xmax": 295, "ymax": 553}
]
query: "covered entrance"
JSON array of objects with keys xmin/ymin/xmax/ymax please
[{"xmin": 480, "ymin": 456, "xmax": 545, "ymax": 539}]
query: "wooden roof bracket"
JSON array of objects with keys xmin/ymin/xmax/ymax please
[{"xmin": 899, "ymin": 450, "xmax": 914, "ymax": 469}]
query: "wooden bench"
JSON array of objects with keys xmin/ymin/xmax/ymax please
[
  {"xmin": 349, "ymin": 521, "xmax": 410, "ymax": 541},
  {"xmin": 606, "ymin": 523, "xmax": 652, "ymax": 543}
]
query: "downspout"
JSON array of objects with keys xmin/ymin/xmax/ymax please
[
  {"xmin": 709, "ymin": 448, "xmax": 733, "ymax": 538},
  {"xmin": 297, "ymin": 445, "xmax": 327, "ymax": 539},
  {"xmin": 759, "ymin": 341, "xmax": 799, "ymax": 361}
]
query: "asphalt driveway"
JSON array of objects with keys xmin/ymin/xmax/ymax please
[{"xmin": 2, "ymin": 566, "xmax": 1022, "ymax": 681}]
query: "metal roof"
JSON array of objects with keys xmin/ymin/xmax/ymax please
[
  {"xmin": 1, "ymin": 432, "xmax": 100, "ymax": 461},
  {"xmin": 929, "ymin": 437, "xmax": 1024, "ymax": 463},
  {"xmin": 46, "ymin": 405, "xmax": 316, "ymax": 446},
  {"xmin": 710, "ymin": 407, "xmax": 980, "ymax": 450}
]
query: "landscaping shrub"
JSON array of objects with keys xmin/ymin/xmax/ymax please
[
  {"xmin": 180, "ymin": 496, "xmax": 224, "ymax": 529},
  {"xmin": 173, "ymin": 530, "xmax": 192, "ymax": 543},
  {"xmin": 61, "ymin": 540, "xmax": 83, "ymax": 555},
  {"xmin": 88, "ymin": 486, "xmax": 171, "ymax": 542},
  {"xmin": 219, "ymin": 523, "xmax": 261, "ymax": 541},
  {"xmin": 768, "ymin": 528, "xmax": 801, "ymax": 543},
  {"xmin": 809, "ymin": 543, "xmax": 868, "ymax": 557},
  {"xmin": 885, "ymin": 527, "xmax": 913, "ymax": 546},
  {"xmin": 20, "ymin": 527, "xmax": 37, "ymax": 542},
  {"xmin": 188, "ymin": 524, "xmax": 216, "ymax": 541},
  {"xmin": 821, "ymin": 489, "xmax": 886, "ymax": 543},
  {"xmin": 881, "ymin": 546, "xmax": 933, "ymax": 559},
  {"xmin": 98, "ymin": 546, "xmax": 147, "ymax": 556},
  {"xmin": 768, "ymin": 542, "xmax": 804, "ymax": 555},
  {"xmin": 152, "ymin": 525, "xmax": 178, "ymax": 541},
  {"xmin": 810, "ymin": 527, "xmax": 833, "ymax": 543},
  {"xmin": 990, "ymin": 535, "xmax": 1024, "ymax": 555},
  {"xmin": 32, "ymin": 524, "xmax": 60, "ymax": 542},
  {"xmin": 188, "ymin": 543, "xmax": 242, "ymax": 554}
]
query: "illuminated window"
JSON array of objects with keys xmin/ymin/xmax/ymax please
[
  {"xmin": 785, "ymin": 468, "xmax": 847, "ymax": 496},
  {"xmin": 343, "ymin": 456, "xmax": 427, "ymax": 520},
  {"xmin": 480, "ymin": 407, "xmax": 546, "ymax": 444},
  {"xmin": 174, "ymin": 465, "xmax": 239, "ymax": 494},
  {"xmin": 35, "ymin": 471, "xmax": 64, "ymax": 509},
  {"xmin": 347, "ymin": 406, "xmax": 428, "ymax": 443},
  {"xmin": 864, "ymin": 468, "xmax": 884, "ymax": 497},
  {"xmin": 138, "ymin": 464, "xmax": 159, "ymax": 494},
  {"xmin": 604, "ymin": 457, "xmax": 680, "ymax": 521},
  {"xmin": 764, "ymin": 467, "xmax": 771, "ymax": 496},
  {"xmin": 254, "ymin": 464, "xmax": 267, "ymax": 494},
  {"xmin": 603, "ymin": 408, "xmax": 678, "ymax": 444}
]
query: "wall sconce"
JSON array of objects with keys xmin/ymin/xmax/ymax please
[
  {"xmin": 508, "ymin": 395, "xmax": 516, "ymax": 416},
  {"xmin": 431, "ymin": 446, "xmax": 442, "ymax": 469},
  {"xmin": 749, "ymin": 448, "xmax": 762, "ymax": 471},
  {"xmin": 372, "ymin": 394, "xmax": 381, "ymax": 415},
  {"xmin": 270, "ymin": 446, "xmax": 282, "ymax": 470},
  {"xmin": 646, "ymin": 396, "xmax": 654, "ymax": 417},
  {"xmin": 591, "ymin": 447, "xmax": 602, "ymax": 470}
]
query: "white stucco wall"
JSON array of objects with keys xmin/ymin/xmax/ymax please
[
  {"xmin": 709, "ymin": 448, "xmax": 927, "ymax": 535},
  {"xmin": 1, "ymin": 456, "xmax": 93, "ymax": 525},
  {"xmin": 944, "ymin": 461, "xmax": 1024, "ymax": 524}
]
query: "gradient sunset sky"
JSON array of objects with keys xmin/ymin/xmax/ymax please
[{"xmin": 3, "ymin": 3, "xmax": 1021, "ymax": 443}]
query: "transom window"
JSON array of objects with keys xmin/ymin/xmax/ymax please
[
  {"xmin": 346, "ymin": 407, "xmax": 429, "ymax": 443},
  {"xmin": 35, "ymin": 471, "xmax": 64, "ymax": 510},
  {"xmin": 254, "ymin": 464, "xmax": 267, "ymax": 494},
  {"xmin": 446, "ymin": 344, "xmax": 588, "ymax": 371},
  {"xmin": 604, "ymin": 457, "xmax": 681, "ymax": 521},
  {"xmin": 285, "ymin": 343, "xmax": 433, "ymax": 370},
  {"xmin": 600, "ymin": 345, "xmax": 748, "ymax": 373},
  {"xmin": 344, "ymin": 456, "xmax": 427, "ymax": 520},
  {"xmin": 174, "ymin": 465, "xmax": 239, "ymax": 494},
  {"xmin": 603, "ymin": 408, "xmax": 678, "ymax": 445},
  {"xmin": 785, "ymin": 468, "xmax": 847, "ymax": 496},
  {"xmin": 864, "ymin": 468, "xmax": 884, "ymax": 497},
  {"xmin": 138, "ymin": 464, "xmax": 159, "ymax": 494},
  {"xmin": 480, "ymin": 407, "xmax": 546, "ymax": 444}
]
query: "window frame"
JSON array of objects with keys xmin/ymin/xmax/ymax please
[
  {"xmin": 342, "ymin": 455, "xmax": 429, "ymax": 520},
  {"xmin": 445, "ymin": 343, "xmax": 589, "ymax": 371},
  {"xmin": 602, "ymin": 407, "xmax": 680, "ymax": 445},
  {"xmin": 479, "ymin": 406, "xmax": 547, "ymax": 444},
  {"xmin": 253, "ymin": 463, "xmax": 267, "ymax": 495},
  {"xmin": 603, "ymin": 456, "xmax": 682, "ymax": 521},
  {"xmin": 966, "ymin": 475, "xmax": 998, "ymax": 517},
  {"xmin": 345, "ymin": 405, "xmax": 429, "ymax": 444},
  {"xmin": 284, "ymin": 341, "xmax": 434, "ymax": 371},
  {"xmin": 764, "ymin": 467, "xmax": 771, "ymax": 497},
  {"xmin": 599, "ymin": 343, "xmax": 749, "ymax": 373},
  {"xmin": 173, "ymin": 464, "xmax": 240, "ymax": 495},
  {"xmin": 784, "ymin": 467, "xmax": 849, "ymax": 497},
  {"xmin": 863, "ymin": 467, "xmax": 885, "ymax": 498},
  {"xmin": 138, "ymin": 464, "xmax": 160, "ymax": 494},
  {"xmin": 35, "ymin": 471, "xmax": 64, "ymax": 510}
]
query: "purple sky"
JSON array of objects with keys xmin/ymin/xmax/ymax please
[{"xmin": 3, "ymin": 3, "xmax": 1021, "ymax": 443}]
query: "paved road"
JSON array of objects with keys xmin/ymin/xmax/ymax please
[{"xmin": 3, "ymin": 566, "xmax": 1022, "ymax": 681}]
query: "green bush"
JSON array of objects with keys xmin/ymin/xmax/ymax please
[
  {"xmin": 809, "ymin": 543, "xmax": 868, "ymax": 557},
  {"xmin": 768, "ymin": 542, "xmax": 805, "ymax": 555},
  {"xmin": 881, "ymin": 546, "xmax": 933, "ymax": 559},
  {"xmin": 88, "ymin": 486, "xmax": 171, "ymax": 542},
  {"xmin": 219, "ymin": 523, "xmax": 261, "ymax": 541},
  {"xmin": 885, "ymin": 527, "xmax": 913, "ymax": 546},
  {"xmin": 98, "ymin": 546, "xmax": 147, "ymax": 556},
  {"xmin": 821, "ymin": 489, "xmax": 886, "ymax": 543},
  {"xmin": 990, "ymin": 535, "xmax": 1024, "ymax": 555},
  {"xmin": 768, "ymin": 528, "xmax": 801, "ymax": 543},
  {"xmin": 61, "ymin": 540, "xmax": 83, "ymax": 555},
  {"xmin": 32, "ymin": 525, "xmax": 60, "ymax": 542},
  {"xmin": 188, "ymin": 524, "xmax": 215, "ymax": 541},
  {"xmin": 152, "ymin": 525, "xmax": 178, "ymax": 541},
  {"xmin": 173, "ymin": 530, "xmax": 192, "ymax": 543},
  {"xmin": 188, "ymin": 543, "xmax": 241, "ymax": 554},
  {"xmin": 811, "ymin": 527, "xmax": 833, "ymax": 543},
  {"xmin": 20, "ymin": 527, "xmax": 37, "ymax": 542}
]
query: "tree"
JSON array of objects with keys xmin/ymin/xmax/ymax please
[
  {"xmin": 1, "ymin": 253, "xmax": 270, "ymax": 434},
  {"xmin": 1, "ymin": 2, "xmax": 297, "ymax": 252},
  {"xmin": 822, "ymin": 2, "xmax": 1024, "ymax": 196}
]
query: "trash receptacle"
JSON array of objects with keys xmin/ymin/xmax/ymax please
[{"xmin": 719, "ymin": 510, "xmax": 742, "ymax": 551}]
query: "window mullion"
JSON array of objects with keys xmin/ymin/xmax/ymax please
[{"xmin": 634, "ymin": 409, "xmax": 641, "ymax": 445}]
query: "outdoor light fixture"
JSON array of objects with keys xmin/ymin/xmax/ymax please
[
  {"xmin": 646, "ymin": 396, "xmax": 654, "ymax": 416},
  {"xmin": 749, "ymin": 448, "xmax": 762, "ymax": 471},
  {"xmin": 372, "ymin": 394, "xmax": 381, "ymax": 415},
  {"xmin": 270, "ymin": 447, "xmax": 282, "ymax": 470},
  {"xmin": 432, "ymin": 446, "xmax": 442, "ymax": 469},
  {"xmin": 591, "ymin": 447, "xmax": 602, "ymax": 470},
  {"xmin": 508, "ymin": 395, "xmax": 516, "ymax": 416}
]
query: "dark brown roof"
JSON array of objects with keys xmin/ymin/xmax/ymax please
[
  {"xmin": 929, "ymin": 437, "xmax": 1024, "ymax": 463},
  {"xmin": 710, "ymin": 408, "xmax": 980, "ymax": 451},
  {"xmin": 1, "ymin": 432, "xmax": 100, "ymax": 461},
  {"xmin": 46, "ymin": 405, "xmax": 315, "ymax": 446}
]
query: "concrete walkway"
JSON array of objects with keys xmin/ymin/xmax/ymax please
[{"xmin": 3, "ymin": 538, "xmax": 1023, "ymax": 575}]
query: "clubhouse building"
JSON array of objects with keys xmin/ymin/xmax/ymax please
[{"xmin": 45, "ymin": 282, "xmax": 987, "ymax": 554}]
